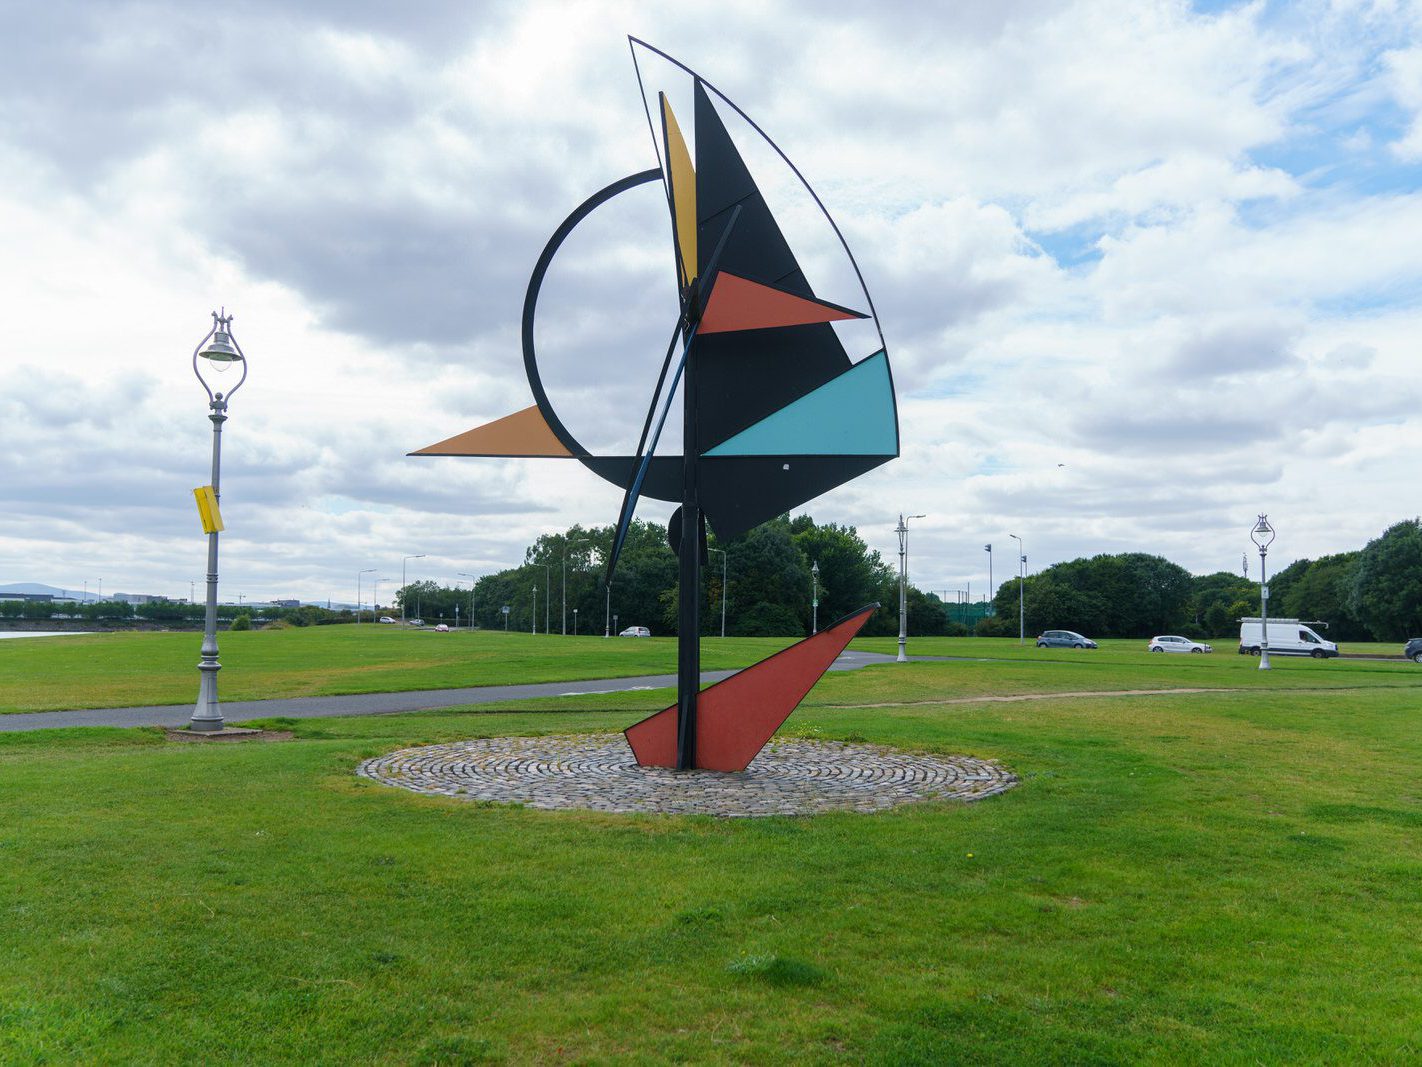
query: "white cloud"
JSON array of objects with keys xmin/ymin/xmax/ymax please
[{"xmin": 1, "ymin": 0, "xmax": 1420, "ymax": 607}]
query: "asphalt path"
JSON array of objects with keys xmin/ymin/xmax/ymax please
[{"xmin": 0, "ymin": 648, "xmax": 913, "ymax": 733}]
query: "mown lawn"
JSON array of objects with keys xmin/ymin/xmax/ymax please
[
  {"xmin": 3, "ymin": 624, "xmax": 1415, "ymax": 715},
  {"xmin": 0, "ymin": 627, "xmax": 795, "ymax": 714},
  {"xmin": 3, "ymin": 661, "xmax": 1421, "ymax": 1062}
]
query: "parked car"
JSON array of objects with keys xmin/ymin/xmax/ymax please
[
  {"xmin": 1405, "ymin": 637, "xmax": 1422, "ymax": 664},
  {"xmin": 1238, "ymin": 618, "xmax": 1338, "ymax": 658},
  {"xmin": 435, "ymin": 623, "xmax": 449, "ymax": 632},
  {"xmin": 379, "ymin": 616, "xmax": 396, "ymax": 624},
  {"xmin": 1149, "ymin": 635, "xmax": 1212, "ymax": 654},
  {"xmin": 1036, "ymin": 630, "xmax": 1097, "ymax": 649},
  {"xmin": 619, "ymin": 626, "xmax": 651, "ymax": 637}
]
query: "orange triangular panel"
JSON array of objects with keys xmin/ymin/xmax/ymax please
[
  {"xmin": 697, "ymin": 272, "xmax": 866, "ymax": 335},
  {"xmin": 410, "ymin": 405, "xmax": 573, "ymax": 457},
  {"xmin": 624, "ymin": 604, "xmax": 876, "ymax": 771},
  {"xmin": 661, "ymin": 97, "xmax": 697, "ymax": 288}
]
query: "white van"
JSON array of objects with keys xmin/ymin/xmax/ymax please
[{"xmin": 1238, "ymin": 618, "xmax": 1338, "ymax": 659}]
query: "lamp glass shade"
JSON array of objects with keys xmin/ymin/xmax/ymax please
[{"xmin": 199, "ymin": 330, "xmax": 242, "ymax": 364}]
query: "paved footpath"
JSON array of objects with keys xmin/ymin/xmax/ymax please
[{"xmin": 0, "ymin": 649, "xmax": 911, "ymax": 733}]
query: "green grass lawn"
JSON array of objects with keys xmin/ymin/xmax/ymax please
[
  {"xmin": 3, "ymin": 625, "xmax": 1416, "ymax": 715},
  {"xmin": 3, "ymin": 655, "xmax": 1422, "ymax": 1062},
  {"xmin": 0, "ymin": 627, "xmax": 796, "ymax": 714}
]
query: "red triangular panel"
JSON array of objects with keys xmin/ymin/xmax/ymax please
[
  {"xmin": 624, "ymin": 604, "xmax": 877, "ymax": 772},
  {"xmin": 697, "ymin": 272, "xmax": 866, "ymax": 335}
]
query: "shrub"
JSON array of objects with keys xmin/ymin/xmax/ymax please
[{"xmin": 229, "ymin": 613, "xmax": 251, "ymax": 631}]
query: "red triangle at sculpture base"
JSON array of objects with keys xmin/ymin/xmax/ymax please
[{"xmin": 624, "ymin": 604, "xmax": 877, "ymax": 772}]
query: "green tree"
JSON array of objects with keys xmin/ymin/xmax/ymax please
[
  {"xmin": 1282, "ymin": 552, "xmax": 1367, "ymax": 641},
  {"xmin": 1350, "ymin": 520, "xmax": 1422, "ymax": 641}
]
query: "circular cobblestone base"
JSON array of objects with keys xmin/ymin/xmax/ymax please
[{"xmin": 356, "ymin": 733, "xmax": 1016, "ymax": 817}]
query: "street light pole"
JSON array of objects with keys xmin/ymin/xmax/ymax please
[
  {"xmin": 190, "ymin": 309, "xmax": 249, "ymax": 732},
  {"xmin": 709, "ymin": 548, "xmax": 727, "ymax": 638},
  {"xmin": 1009, "ymin": 534, "xmax": 1024, "ymax": 644},
  {"xmin": 1251, "ymin": 514, "xmax": 1276, "ymax": 671},
  {"xmin": 457, "ymin": 572, "xmax": 476, "ymax": 629},
  {"xmin": 357, "ymin": 568, "xmax": 375, "ymax": 623},
  {"xmin": 531, "ymin": 583, "xmax": 537, "ymax": 635},
  {"xmin": 984, "ymin": 544, "xmax": 993, "ymax": 615},
  {"xmin": 896, "ymin": 514, "xmax": 926, "ymax": 662},
  {"xmin": 400, "ymin": 554, "xmax": 426, "ymax": 624},
  {"xmin": 811, "ymin": 559, "xmax": 820, "ymax": 635},
  {"xmin": 564, "ymin": 538, "xmax": 591, "ymax": 636},
  {"xmin": 604, "ymin": 581, "xmax": 612, "ymax": 638}
]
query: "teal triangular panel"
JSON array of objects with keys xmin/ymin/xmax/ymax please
[{"xmin": 705, "ymin": 351, "xmax": 897, "ymax": 457}]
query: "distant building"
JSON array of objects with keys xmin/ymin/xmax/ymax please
[
  {"xmin": 270, "ymin": 599, "xmax": 300, "ymax": 608},
  {"xmin": 0, "ymin": 592, "xmax": 53, "ymax": 602}
]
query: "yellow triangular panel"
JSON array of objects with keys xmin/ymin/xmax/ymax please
[
  {"xmin": 662, "ymin": 96, "xmax": 697, "ymax": 288},
  {"xmin": 411, "ymin": 405, "xmax": 573, "ymax": 457}
]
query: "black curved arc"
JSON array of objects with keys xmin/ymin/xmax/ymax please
[
  {"xmin": 627, "ymin": 36, "xmax": 888, "ymax": 354},
  {"xmin": 521, "ymin": 168, "xmax": 664, "ymax": 458}
]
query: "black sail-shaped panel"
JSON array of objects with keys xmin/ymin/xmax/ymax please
[{"xmin": 691, "ymin": 79, "xmax": 851, "ymax": 460}]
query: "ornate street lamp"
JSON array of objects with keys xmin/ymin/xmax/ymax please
[
  {"xmin": 190, "ymin": 310, "xmax": 249, "ymax": 732},
  {"xmin": 1251, "ymin": 514, "xmax": 1276, "ymax": 671}
]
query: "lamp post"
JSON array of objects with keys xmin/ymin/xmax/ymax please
[
  {"xmin": 357, "ymin": 568, "xmax": 375, "ymax": 623},
  {"xmin": 564, "ymin": 538, "xmax": 591, "ymax": 635},
  {"xmin": 400, "ymin": 554, "xmax": 426, "ymax": 623},
  {"xmin": 984, "ymin": 544, "xmax": 993, "ymax": 615},
  {"xmin": 573, "ymin": 607, "xmax": 579, "ymax": 634},
  {"xmin": 896, "ymin": 513, "xmax": 926, "ymax": 662},
  {"xmin": 531, "ymin": 583, "xmax": 537, "ymax": 635},
  {"xmin": 811, "ymin": 559, "xmax": 820, "ymax": 635},
  {"xmin": 1251, "ymin": 514, "xmax": 1276, "ymax": 671},
  {"xmin": 190, "ymin": 309, "xmax": 249, "ymax": 732},
  {"xmin": 604, "ymin": 581, "xmax": 612, "ymax": 638},
  {"xmin": 457, "ymin": 572, "xmax": 476, "ymax": 629},
  {"xmin": 1009, "ymin": 533, "xmax": 1025, "ymax": 645},
  {"xmin": 709, "ymin": 547, "xmax": 727, "ymax": 638}
]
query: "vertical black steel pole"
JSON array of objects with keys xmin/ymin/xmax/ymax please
[{"xmin": 675, "ymin": 343, "xmax": 700, "ymax": 770}]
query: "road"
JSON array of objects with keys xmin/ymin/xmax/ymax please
[{"xmin": 0, "ymin": 649, "xmax": 906, "ymax": 732}]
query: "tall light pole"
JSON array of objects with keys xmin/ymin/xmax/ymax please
[
  {"xmin": 564, "ymin": 538, "xmax": 591, "ymax": 635},
  {"xmin": 457, "ymin": 572, "xmax": 476, "ymax": 629},
  {"xmin": 1009, "ymin": 533, "xmax": 1025, "ymax": 645},
  {"xmin": 357, "ymin": 568, "xmax": 375, "ymax": 623},
  {"xmin": 190, "ymin": 309, "xmax": 249, "ymax": 732},
  {"xmin": 531, "ymin": 583, "xmax": 537, "ymax": 635},
  {"xmin": 709, "ymin": 547, "xmax": 727, "ymax": 638},
  {"xmin": 604, "ymin": 581, "xmax": 612, "ymax": 638},
  {"xmin": 896, "ymin": 513, "xmax": 926, "ymax": 662},
  {"xmin": 399, "ymin": 554, "xmax": 426, "ymax": 623},
  {"xmin": 1251, "ymin": 514, "xmax": 1276, "ymax": 671},
  {"xmin": 811, "ymin": 559, "xmax": 820, "ymax": 635},
  {"xmin": 984, "ymin": 544, "xmax": 993, "ymax": 615}
]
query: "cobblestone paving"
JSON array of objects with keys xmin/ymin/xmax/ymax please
[{"xmin": 356, "ymin": 733, "xmax": 1017, "ymax": 817}]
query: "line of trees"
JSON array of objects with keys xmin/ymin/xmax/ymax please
[
  {"xmin": 979, "ymin": 519, "xmax": 1422, "ymax": 642},
  {"xmin": 402, "ymin": 516, "xmax": 1422, "ymax": 642},
  {"xmin": 398, "ymin": 514, "xmax": 949, "ymax": 638}
]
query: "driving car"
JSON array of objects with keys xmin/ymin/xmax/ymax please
[
  {"xmin": 378, "ymin": 616, "xmax": 396, "ymax": 624},
  {"xmin": 1036, "ymin": 630, "xmax": 1097, "ymax": 649},
  {"xmin": 619, "ymin": 626, "xmax": 651, "ymax": 637},
  {"xmin": 1405, "ymin": 637, "xmax": 1422, "ymax": 664},
  {"xmin": 435, "ymin": 623, "xmax": 449, "ymax": 632},
  {"xmin": 1149, "ymin": 635, "xmax": 1212, "ymax": 654}
]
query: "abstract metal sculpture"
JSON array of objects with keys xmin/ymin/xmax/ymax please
[{"xmin": 413, "ymin": 39, "xmax": 899, "ymax": 771}]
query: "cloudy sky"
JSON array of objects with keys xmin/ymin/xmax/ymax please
[{"xmin": 1, "ymin": 0, "xmax": 1419, "ymax": 606}]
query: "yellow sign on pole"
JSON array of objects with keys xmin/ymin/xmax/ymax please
[{"xmin": 193, "ymin": 485, "xmax": 224, "ymax": 534}]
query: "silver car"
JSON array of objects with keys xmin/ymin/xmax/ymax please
[{"xmin": 1149, "ymin": 635, "xmax": 1212, "ymax": 654}]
